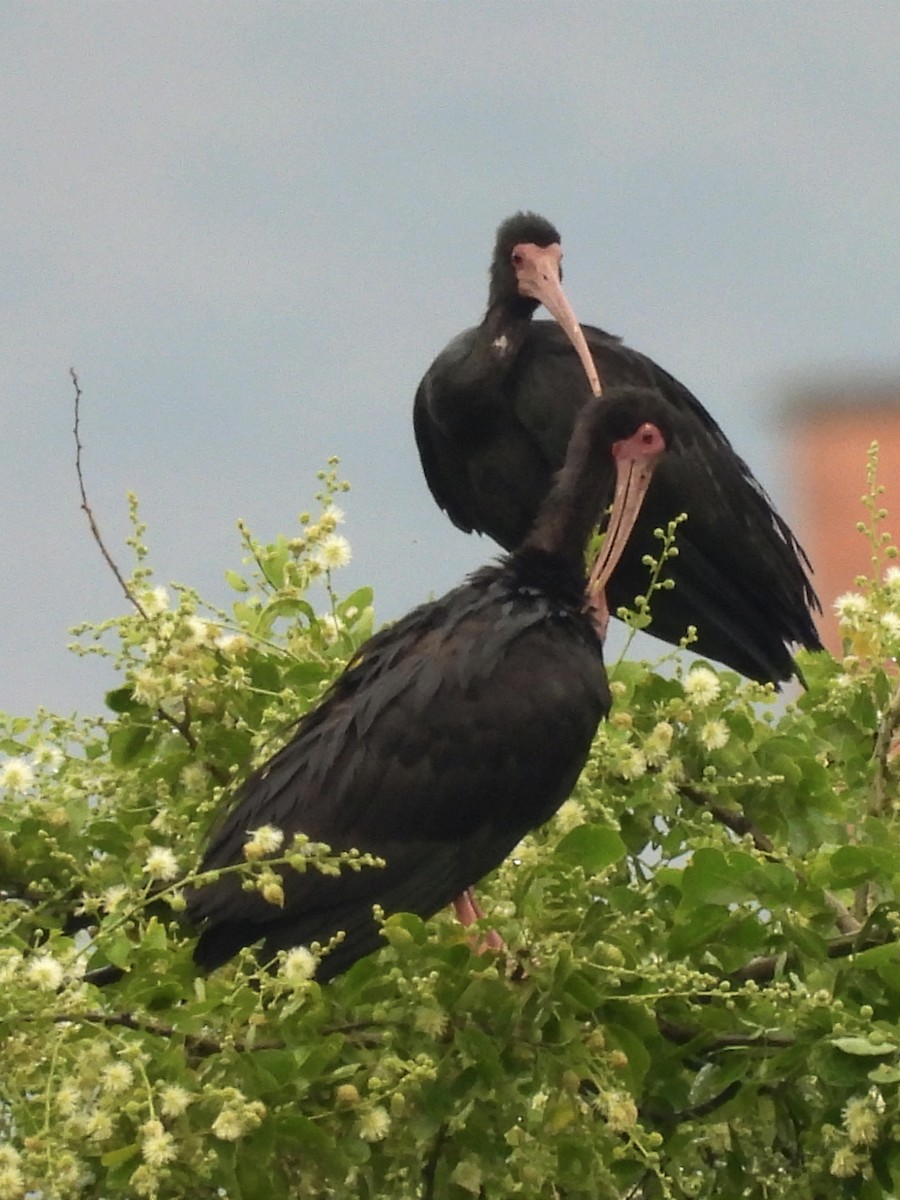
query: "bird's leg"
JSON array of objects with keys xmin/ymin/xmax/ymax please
[{"xmin": 452, "ymin": 888, "xmax": 505, "ymax": 953}]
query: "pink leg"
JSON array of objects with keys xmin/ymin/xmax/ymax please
[{"xmin": 452, "ymin": 888, "xmax": 505, "ymax": 952}]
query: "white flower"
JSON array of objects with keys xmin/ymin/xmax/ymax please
[
  {"xmin": 880, "ymin": 612, "xmax": 900, "ymax": 639},
  {"xmin": 0, "ymin": 757, "xmax": 34, "ymax": 792},
  {"xmin": 683, "ymin": 667, "xmax": 721, "ymax": 706},
  {"xmin": 555, "ymin": 799, "xmax": 586, "ymax": 833},
  {"xmin": 312, "ymin": 533, "xmax": 352, "ymax": 570},
  {"xmin": 884, "ymin": 566, "xmax": 900, "ymax": 592},
  {"xmin": 843, "ymin": 1096, "xmax": 880, "ymax": 1146},
  {"xmin": 644, "ymin": 720, "xmax": 674, "ymax": 765},
  {"xmin": 0, "ymin": 1161, "xmax": 24, "ymax": 1200},
  {"xmin": 605, "ymin": 1091, "xmax": 639, "ymax": 1132},
  {"xmin": 211, "ymin": 1099, "xmax": 265, "ymax": 1142},
  {"xmin": 103, "ymin": 884, "xmax": 130, "ymax": 912},
  {"xmin": 180, "ymin": 763, "xmax": 208, "ymax": 794},
  {"xmin": 27, "ymin": 953, "xmax": 64, "ymax": 990},
  {"xmin": 132, "ymin": 667, "xmax": 165, "ymax": 707},
  {"xmin": 33, "ymin": 743, "xmax": 64, "ymax": 769},
  {"xmin": 184, "ymin": 616, "xmax": 214, "ymax": 644},
  {"xmin": 211, "ymin": 1108, "xmax": 245, "ymax": 1142},
  {"xmin": 244, "ymin": 825, "xmax": 285, "ymax": 859},
  {"xmin": 699, "ymin": 720, "xmax": 730, "ymax": 752},
  {"xmin": 159, "ymin": 1085, "xmax": 192, "ymax": 1117},
  {"xmin": 140, "ymin": 1119, "xmax": 177, "ymax": 1167},
  {"xmin": 319, "ymin": 505, "xmax": 345, "ymax": 530},
  {"xmin": 617, "ymin": 747, "xmax": 647, "ymax": 781},
  {"xmin": 318, "ymin": 613, "xmax": 342, "ymax": 643},
  {"xmin": 359, "ymin": 1105, "xmax": 391, "ymax": 1142},
  {"xmin": 55, "ymin": 1083, "xmax": 81, "ymax": 1116},
  {"xmin": 85, "ymin": 1109, "xmax": 115, "ymax": 1142},
  {"xmin": 102, "ymin": 1061, "xmax": 134, "ymax": 1096},
  {"xmin": 144, "ymin": 846, "xmax": 179, "ymax": 881},
  {"xmin": 215, "ymin": 632, "xmax": 249, "ymax": 656},
  {"xmin": 281, "ymin": 946, "xmax": 317, "ymax": 983},
  {"xmin": 141, "ymin": 586, "xmax": 171, "ymax": 616},
  {"xmin": 834, "ymin": 592, "xmax": 868, "ymax": 625}
]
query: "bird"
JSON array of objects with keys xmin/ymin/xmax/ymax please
[
  {"xmin": 413, "ymin": 212, "xmax": 823, "ymax": 684},
  {"xmin": 188, "ymin": 385, "xmax": 670, "ymax": 981}
]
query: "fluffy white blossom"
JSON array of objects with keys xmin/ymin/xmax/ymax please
[
  {"xmin": 358, "ymin": 1105, "xmax": 391, "ymax": 1142},
  {"xmin": 699, "ymin": 720, "xmax": 730, "ymax": 752},
  {"xmin": 144, "ymin": 846, "xmax": 179, "ymax": 881},
  {"xmin": 0, "ymin": 757, "xmax": 34, "ymax": 792},
  {"xmin": 139, "ymin": 586, "xmax": 171, "ymax": 616},
  {"xmin": 211, "ymin": 1099, "xmax": 265, "ymax": 1142},
  {"xmin": 644, "ymin": 720, "xmax": 675, "ymax": 765},
  {"xmin": 215, "ymin": 632, "xmax": 249, "ymax": 656},
  {"xmin": 834, "ymin": 592, "xmax": 868, "ymax": 624},
  {"xmin": 617, "ymin": 747, "xmax": 647, "ymax": 781},
  {"xmin": 141, "ymin": 1119, "xmax": 177, "ymax": 1167},
  {"xmin": 27, "ymin": 953, "xmax": 64, "ymax": 990},
  {"xmin": 555, "ymin": 798, "xmax": 586, "ymax": 833},
  {"xmin": 880, "ymin": 612, "xmax": 900, "ymax": 639},
  {"xmin": 244, "ymin": 825, "xmax": 285, "ymax": 859},
  {"xmin": 312, "ymin": 533, "xmax": 352, "ymax": 570},
  {"xmin": 102, "ymin": 1061, "xmax": 134, "ymax": 1096},
  {"xmin": 281, "ymin": 946, "xmax": 317, "ymax": 983},
  {"xmin": 33, "ymin": 743, "xmax": 64, "ymax": 769},
  {"xmin": 159, "ymin": 1085, "xmax": 192, "ymax": 1117},
  {"xmin": 184, "ymin": 616, "xmax": 215, "ymax": 644},
  {"xmin": 131, "ymin": 667, "xmax": 165, "ymax": 707},
  {"xmin": 843, "ymin": 1095, "xmax": 880, "ymax": 1146},
  {"xmin": 884, "ymin": 566, "xmax": 900, "ymax": 592},
  {"xmin": 683, "ymin": 667, "xmax": 721, "ymax": 706}
]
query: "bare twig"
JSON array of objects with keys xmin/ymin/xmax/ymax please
[{"xmin": 71, "ymin": 368, "xmax": 146, "ymax": 618}]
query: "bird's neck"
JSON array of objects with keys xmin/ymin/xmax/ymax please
[{"xmin": 521, "ymin": 399, "xmax": 608, "ymax": 567}]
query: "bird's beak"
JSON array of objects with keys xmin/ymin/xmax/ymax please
[
  {"xmin": 514, "ymin": 243, "xmax": 602, "ymax": 398},
  {"xmin": 586, "ymin": 422, "xmax": 667, "ymax": 614}
]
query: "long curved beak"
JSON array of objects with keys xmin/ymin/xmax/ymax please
[
  {"xmin": 586, "ymin": 422, "xmax": 667, "ymax": 615},
  {"xmin": 514, "ymin": 243, "xmax": 602, "ymax": 397}
]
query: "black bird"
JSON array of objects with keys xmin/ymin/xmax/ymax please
[
  {"xmin": 413, "ymin": 212, "xmax": 823, "ymax": 684},
  {"xmin": 188, "ymin": 386, "xmax": 669, "ymax": 981}
]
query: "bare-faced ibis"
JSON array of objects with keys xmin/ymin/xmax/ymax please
[
  {"xmin": 188, "ymin": 386, "xmax": 669, "ymax": 981},
  {"xmin": 413, "ymin": 212, "xmax": 823, "ymax": 684}
]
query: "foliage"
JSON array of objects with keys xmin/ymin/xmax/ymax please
[{"xmin": 2, "ymin": 452, "xmax": 900, "ymax": 1200}]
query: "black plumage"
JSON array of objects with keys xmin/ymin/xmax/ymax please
[
  {"xmin": 414, "ymin": 212, "xmax": 823, "ymax": 684},
  {"xmin": 189, "ymin": 386, "xmax": 670, "ymax": 981}
]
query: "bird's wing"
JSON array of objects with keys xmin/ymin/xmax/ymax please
[
  {"xmin": 190, "ymin": 587, "xmax": 605, "ymax": 938},
  {"xmin": 413, "ymin": 328, "xmax": 485, "ymax": 534}
]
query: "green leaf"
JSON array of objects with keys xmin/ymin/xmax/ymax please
[
  {"xmin": 101, "ymin": 1143, "xmax": 140, "ymax": 1167},
  {"xmin": 108, "ymin": 723, "xmax": 152, "ymax": 767},
  {"xmin": 104, "ymin": 686, "xmax": 141, "ymax": 714},
  {"xmin": 555, "ymin": 825, "xmax": 626, "ymax": 872},
  {"xmin": 225, "ymin": 569, "xmax": 250, "ymax": 592},
  {"xmin": 830, "ymin": 1036, "xmax": 897, "ymax": 1056}
]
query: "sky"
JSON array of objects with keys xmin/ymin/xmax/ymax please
[{"xmin": 2, "ymin": 1, "xmax": 900, "ymax": 717}]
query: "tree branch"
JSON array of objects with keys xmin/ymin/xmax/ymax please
[{"xmin": 70, "ymin": 368, "xmax": 146, "ymax": 618}]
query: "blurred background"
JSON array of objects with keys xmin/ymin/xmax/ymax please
[{"xmin": 3, "ymin": 2, "xmax": 899, "ymax": 716}]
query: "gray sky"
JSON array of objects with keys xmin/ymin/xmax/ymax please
[{"xmin": 3, "ymin": 1, "xmax": 899, "ymax": 716}]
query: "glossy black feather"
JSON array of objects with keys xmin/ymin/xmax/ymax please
[
  {"xmin": 189, "ymin": 387, "xmax": 663, "ymax": 980},
  {"xmin": 414, "ymin": 215, "xmax": 823, "ymax": 684}
]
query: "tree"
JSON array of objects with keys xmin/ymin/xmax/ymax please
[{"xmin": 1, "ymin": 450, "xmax": 899, "ymax": 1200}]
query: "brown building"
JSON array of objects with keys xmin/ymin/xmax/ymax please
[{"xmin": 787, "ymin": 378, "xmax": 900, "ymax": 655}]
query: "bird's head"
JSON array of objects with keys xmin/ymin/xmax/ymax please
[
  {"xmin": 490, "ymin": 212, "xmax": 563, "ymax": 315},
  {"xmin": 488, "ymin": 212, "xmax": 601, "ymax": 396}
]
